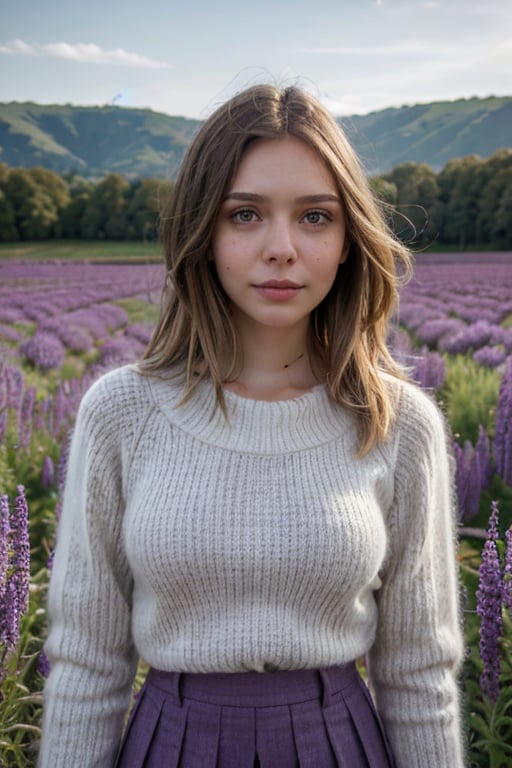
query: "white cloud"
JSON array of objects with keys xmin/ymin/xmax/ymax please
[
  {"xmin": 0, "ymin": 39, "xmax": 171, "ymax": 69},
  {"xmin": 0, "ymin": 39, "xmax": 37, "ymax": 56}
]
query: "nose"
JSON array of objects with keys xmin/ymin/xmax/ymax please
[{"xmin": 263, "ymin": 218, "xmax": 297, "ymax": 263}]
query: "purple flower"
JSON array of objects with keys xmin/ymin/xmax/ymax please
[
  {"xmin": 0, "ymin": 487, "xmax": 30, "ymax": 652},
  {"xmin": 37, "ymin": 651, "xmax": 51, "ymax": 678},
  {"xmin": 416, "ymin": 317, "xmax": 466, "ymax": 347},
  {"xmin": 5, "ymin": 365, "xmax": 23, "ymax": 410},
  {"xmin": 57, "ymin": 440, "xmax": 70, "ymax": 494},
  {"xmin": 0, "ymin": 323, "xmax": 23, "ymax": 343},
  {"xmin": 0, "ymin": 306, "xmax": 27, "ymax": 323},
  {"xmin": 18, "ymin": 387, "xmax": 36, "ymax": 449},
  {"xmin": 504, "ymin": 527, "xmax": 512, "ymax": 612},
  {"xmin": 99, "ymin": 335, "xmax": 144, "ymax": 367},
  {"xmin": 12, "ymin": 487, "xmax": 30, "ymax": 617},
  {"xmin": 0, "ymin": 495, "xmax": 10, "ymax": 605},
  {"xmin": 476, "ymin": 502, "xmax": 503, "ymax": 702},
  {"xmin": 453, "ymin": 440, "xmax": 482, "ymax": 522},
  {"xmin": 53, "ymin": 384, "xmax": 68, "ymax": 437},
  {"xmin": 411, "ymin": 347, "xmax": 446, "ymax": 391},
  {"xmin": 0, "ymin": 362, "xmax": 6, "ymax": 415},
  {"xmin": 473, "ymin": 346, "xmax": 507, "ymax": 369},
  {"xmin": 19, "ymin": 332, "xmax": 65, "ymax": 371},
  {"xmin": 125, "ymin": 322, "xmax": 153, "ymax": 345},
  {"xmin": 494, "ymin": 356, "xmax": 512, "ymax": 485},
  {"xmin": 39, "ymin": 318, "xmax": 94, "ymax": 353},
  {"xmin": 41, "ymin": 456, "xmax": 55, "ymax": 489},
  {"xmin": 475, "ymin": 425, "xmax": 494, "ymax": 491}
]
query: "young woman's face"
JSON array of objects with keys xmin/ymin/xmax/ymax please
[{"xmin": 212, "ymin": 135, "xmax": 349, "ymax": 337}]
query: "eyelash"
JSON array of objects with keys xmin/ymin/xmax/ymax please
[
  {"xmin": 302, "ymin": 209, "xmax": 333, "ymax": 225},
  {"xmin": 230, "ymin": 208, "xmax": 258, "ymax": 223},
  {"xmin": 229, "ymin": 208, "xmax": 333, "ymax": 225}
]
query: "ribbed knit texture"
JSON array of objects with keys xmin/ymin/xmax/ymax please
[{"xmin": 39, "ymin": 365, "xmax": 464, "ymax": 767}]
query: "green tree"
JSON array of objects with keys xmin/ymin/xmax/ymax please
[
  {"xmin": 474, "ymin": 151, "xmax": 512, "ymax": 246},
  {"xmin": 381, "ymin": 162, "xmax": 440, "ymax": 247},
  {"xmin": 125, "ymin": 178, "xmax": 171, "ymax": 240},
  {"xmin": 437, "ymin": 156, "xmax": 481, "ymax": 248},
  {"xmin": 4, "ymin": 169, "xmax": 60, "ymax": 240},
  {"xmin": 80, "ymin": 173, "xmax": 130, "ymax": 239},
  {"xmin": 0, "ymin": 188, "xmax": 18, "ymax": 241},
  {"xmin": 492, "ymin": 177, "xmax": 512, "ymax": 248},
  {"xmin": 60, "ymin": 181, "xmax": 93, "ymax": 238}
]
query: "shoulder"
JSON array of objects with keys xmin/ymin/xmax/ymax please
[
  {"xmin": 381, "ymin": 372, "xmax": 450, "ymax": 452},
  {"xmin": 76, "ymin": 364, "xmax": 155, "ymax": 437}
]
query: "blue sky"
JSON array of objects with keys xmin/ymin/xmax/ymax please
[{"xmin": 1, "ymin": 0, "xmax": 511, "ymax": 119}]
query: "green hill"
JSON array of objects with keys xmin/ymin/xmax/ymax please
[
  {"xmin": 0, "ymin": 102, "xmax": 198, "ymax": 178},
  {"xmin": 0, "ymin": 96, "xmax": 510, "ymax": 178},
  {"xmin": 343, "ymin": 96, "xmax": 512, "ymax": 173}
]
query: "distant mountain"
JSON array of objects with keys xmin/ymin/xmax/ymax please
[
  {"xmin": 0, "ymin": 96, "xmax": 510, "ymax": 178},
  {"xmin": 0, "ymin": 102, "xmax": 198, "ymax": 179},
  {"xmin": 342, "ymin": 96, "xmax": 512, "ymax": 174}
]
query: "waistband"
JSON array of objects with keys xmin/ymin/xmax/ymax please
[{"xmin": 146, "ymin": 663, "xmax": 359, "ymax": 708}]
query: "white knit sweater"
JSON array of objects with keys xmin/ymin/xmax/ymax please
[{"xmin": 39, "ymin": 364, "xmax": 464, "ymax": 767}]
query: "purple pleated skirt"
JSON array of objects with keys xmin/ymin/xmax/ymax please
[{"xmin": 115, "ymin": 664, "xmax": 395, "ymax": 768}]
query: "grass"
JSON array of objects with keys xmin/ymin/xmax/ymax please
[
  {"xmin": 440, "ymin": 355, "xmax": 502, "ymax": 444},
  {"xmin": 0, "ymin": 240, "xmax": 164, "ymax": 263},
  {"xmin": 114, "ymin": 297, "xmax": 160, "ymax": 325}
]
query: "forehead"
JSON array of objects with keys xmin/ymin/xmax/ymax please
[{"xmin": 228, "ymin": 135, "xmax": 338, "ymax": 193}]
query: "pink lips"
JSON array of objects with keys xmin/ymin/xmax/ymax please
[{"xmin": 254, "ymin": 280, "xmax": 303, "ymax": 301}]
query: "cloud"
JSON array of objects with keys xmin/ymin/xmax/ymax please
[{"xmin": 0, "ymin": 39, "xmax": 171, "ymax": 69}]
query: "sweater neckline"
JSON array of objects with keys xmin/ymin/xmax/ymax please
[{"xmin": 147, "ymin": 372, "xmax": 355, "ymax": 455}]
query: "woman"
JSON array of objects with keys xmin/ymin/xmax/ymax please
[{"xmin": 39, "ymin": 84, "xmax": 464, "ymax": 767}]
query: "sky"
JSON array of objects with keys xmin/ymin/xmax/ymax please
[{"xmin": 1, "ymin": 0, "xmax": 511, "ymax": 120}]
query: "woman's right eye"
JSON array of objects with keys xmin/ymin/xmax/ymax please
[{"xmin": 231, "ymin": 208, "xmax": 258, "ymax": 223}]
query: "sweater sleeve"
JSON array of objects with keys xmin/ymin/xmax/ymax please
[
  {"xmin": 39, "ymin": 372, "xmax": 140, "ymax": 768},
  {"xmin": 367, "ymin": 383, "xmax": 464, "ymax": 767}
]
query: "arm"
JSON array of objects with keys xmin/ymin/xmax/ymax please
[
  {"xmin": 368, "ymin": 384, "xmax": 464, "ymax": 767},
  {"xmin": 39, "ymin": 373, "xmax": 139, "ymax": 767}
]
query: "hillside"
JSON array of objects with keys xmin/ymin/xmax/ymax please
[
  {"xmin": 343, "ymin": 96, "xmax": 512, "ymax": 173},
  {"xmin": 0, "ymin": 102, "xmax": 199, "ymax": 178},
  {"xmin": 0, "ymin": 96, "xmax": 510, "ymax": 178}
]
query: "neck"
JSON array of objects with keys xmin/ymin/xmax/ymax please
[{"xmin": 225, "ymin": 320, "xmax": 320, "ymax": 401}]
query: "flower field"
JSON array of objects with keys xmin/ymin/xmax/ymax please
[{"xmin": 1, "ymin": 251, "xmax": 512, "ymax": 766}]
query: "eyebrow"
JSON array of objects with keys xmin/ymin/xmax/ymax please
[{"xmin": 223, "ymin": 192, "xmax": 341, "ymax": 204}]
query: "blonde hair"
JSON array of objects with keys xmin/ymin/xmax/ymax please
[{"xmin": 140, "ymin": 84, "xmax": 412, "ymax": 455}]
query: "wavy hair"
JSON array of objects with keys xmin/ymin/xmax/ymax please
[{"xmin": 140, "ymin": 84, "xmax": 412, "ymax": 455}]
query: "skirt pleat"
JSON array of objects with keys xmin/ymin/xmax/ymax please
[
  {"xmin": 178, "ymin": 700, "xmax": 221, "ymax": 767},
  {"xmin": 289, "ymin": 699, "xmax": 338, "ymax": 767},
  {"xmin": 255, "ymin": 705, "xmax": 297, "ymax": 766},
  {"xmin": 217, "ymin": 705, "xmax": 256, "ymax": 768},
  {"xmin": 115, "ymin": 665, "xmax": 395, "ymax": 768}
]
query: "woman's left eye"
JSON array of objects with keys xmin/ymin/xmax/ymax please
[
  {"xmin": 231, "ymin": 208, "xmax": 258, "ymax": 223},
  {"xmin": 303, "ymin": 210, "xmax": 332, "ymax": 225}
]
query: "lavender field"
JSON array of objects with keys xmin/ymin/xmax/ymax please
[{"xmin": 1, "ymin": 252, "xmax": 512, "ymax": 766}]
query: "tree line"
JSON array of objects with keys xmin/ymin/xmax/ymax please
[{"xmin": 0, "ymin": 149, "xmax": 511, "ymax": 249}]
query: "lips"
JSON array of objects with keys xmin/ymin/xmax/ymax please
[
  {"xmin": 256, "ymin": 280, "xmax": 302, "ymax": 289},
  {"xmin": 253, "ymin": 280, "xmax": 303, "ymax": 301}
]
